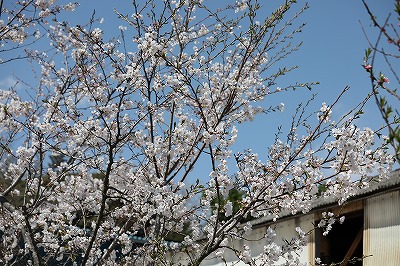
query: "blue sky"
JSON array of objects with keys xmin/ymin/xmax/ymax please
[
  {"xmin": 233, "ymin": 0, "xmax": 398, "ymax": 159},
  {"xmin": 1, "ymin": 0, "xmax": 398, "ymax": 175}
]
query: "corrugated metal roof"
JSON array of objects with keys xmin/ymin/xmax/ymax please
[
  {"xmin": 314, "ymin": 169, "xmax": 400, "ymax": 207},
  {"xmin": 251, "ymin": 169, "xmax": 400, "ymax": 226}
]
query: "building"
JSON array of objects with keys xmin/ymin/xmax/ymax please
[{"xmin": 201, "ymin": 169, "xmax": 400, "ymax": 265}]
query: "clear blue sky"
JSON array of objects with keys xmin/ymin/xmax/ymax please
[
  {"xmin": 1, "ymin": 0, "xmax": 398, "ymax": 175},
  {"xmin": 233, "ymin": 0, "xmax": 398, "ymax": 159}
]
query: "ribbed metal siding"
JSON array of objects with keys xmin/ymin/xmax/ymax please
[{"xmin": 364, "ymin": 190, "xmax": 400, "ymax": 266}]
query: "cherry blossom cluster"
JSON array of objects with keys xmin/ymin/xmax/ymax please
[{"xmin": 0, "ymin": 1, "xmax": 77, "ymax": 64}]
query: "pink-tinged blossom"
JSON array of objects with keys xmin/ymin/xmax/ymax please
[
  {"xmin": 364, "ymin": 64, "xmax": 372, "ymax": 71},
  {"xmin": 378, "ymin": 73, "xmax": 390, "ymax": 86}
]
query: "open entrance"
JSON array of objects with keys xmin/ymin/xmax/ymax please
[{"xmin": 315, "ymin": 211, "xmax": 363, "ymax": 266}]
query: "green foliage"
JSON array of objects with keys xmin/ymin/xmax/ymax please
[
  {"xmin": 48, "ymin": 154, "xmax": 67, "ymax": 169},
  {"xmin": 210, "ymin": 188, "xmax": 244, "ymax": 222},
  {"xmin": 317, "ymin": 183, "xmax": 327, "ymax": 196}
]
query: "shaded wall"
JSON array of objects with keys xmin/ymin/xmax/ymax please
[{"xmin": 201, "ymin": 213, "xmax": 315, "ymax": 265}]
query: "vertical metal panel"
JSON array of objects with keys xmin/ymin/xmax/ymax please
[
  {"xmin": 364, "ymin": 190, "xmax": 400, "ymax": 266},
  {"xmin": 300, "ymin": 214, "xmax": 315, "ymax": 265}
]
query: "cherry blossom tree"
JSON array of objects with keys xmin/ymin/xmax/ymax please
[{"xmin": 0, "ymin": 0, "xmax": 395, "ymax": 265}]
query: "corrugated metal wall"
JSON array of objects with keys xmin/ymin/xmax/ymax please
[
  {"xmin": 364, "ymin": 190, "xmax": 400, "ymax": 266},
  {"xmin": 200, "ymin": 213, "xmax": 315, "ymax": 265}
]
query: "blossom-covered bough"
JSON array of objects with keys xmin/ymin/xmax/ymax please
[{"xmin": 0, "ymin": 0, "xmax": 395, "ymax": 265}]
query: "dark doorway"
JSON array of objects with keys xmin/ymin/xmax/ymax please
[{"xmin": 315, "ymin": 211, "xmax": 363, "ymax": 266}]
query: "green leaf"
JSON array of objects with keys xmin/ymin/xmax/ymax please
[
  {"xmin": 365, "ymin": 48, "xmax": 372, "ymax": 59},
  {"xmin": 379, "ymin": 96, "xmax": 387, "ymax": 107}
]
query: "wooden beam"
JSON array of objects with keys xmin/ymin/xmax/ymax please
[{"xmin": 341, "ymin": 227, "xmax": 363, "ymax": 266}]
